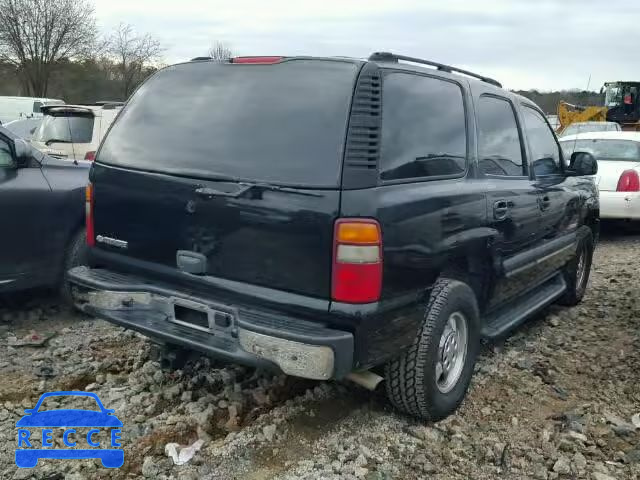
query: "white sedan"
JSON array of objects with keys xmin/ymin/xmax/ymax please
[{"xmin": 560, "ymin": 131, "xmax": 640, "ymax": 220}]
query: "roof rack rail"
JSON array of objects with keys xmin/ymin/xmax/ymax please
[{"xmin": 368, "ymin": 52, "xmax": 502, "ymax": 88}]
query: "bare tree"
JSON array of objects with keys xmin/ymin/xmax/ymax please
[
  {"xmin": 0, "ymin": 0, "xmax": 97, "ymax": 96},
  {"xmin": 208, "ymin": 41, "xmax": 234, "ymax": 60},
  {"xmin": 107, "ymin": 23, "xmax": 163, "ymax": 99}
]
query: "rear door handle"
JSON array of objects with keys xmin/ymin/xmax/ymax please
[{"xmin": 493, "ymin": 200, "xmax": 509, "ymax": 220}]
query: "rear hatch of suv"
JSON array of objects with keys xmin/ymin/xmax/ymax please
[
  {"xmin": 90, "ymin": 58, "xmax": 361, "ymax": 300},
  {"xmin": 32, "ymin": 106, "xmax": 96, "ymax": 160}
]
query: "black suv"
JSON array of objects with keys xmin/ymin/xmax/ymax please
[{"xmin": 69, "ymin": 53, "xmax": 599, "ymax": 420}]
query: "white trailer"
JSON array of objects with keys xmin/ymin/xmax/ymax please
[{"xmin": 0, "ymin": 96, "xmax": 64, "ymax": 124}]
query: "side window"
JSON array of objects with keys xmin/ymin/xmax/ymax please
[
  {"xmin": 477, "ymin": 96, "xmax": 525, "ymax": 176},
  {"xmin": 380, "ymin": 73, "xmax": 467, "ymax": 181},
  {"xmin": 522, "ymin": 106, "xmax": 562, "ymax": 176},
  {"xmin": 0, "ymin": 137, "xmax": 15, "ymax": 167},
  {"xmin": 33, "ymin": 101, "xmax": 43, "ymax": 114}
]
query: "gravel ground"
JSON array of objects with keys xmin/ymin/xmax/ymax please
[{"xmin": 0, "ymin": 226, "xmax": 638, "ymax": 480}]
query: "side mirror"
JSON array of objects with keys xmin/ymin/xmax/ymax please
[
  {"xmin": 570, "ymin": 151, "xmax": 598, "ymax": 176},
  {"xmin": 13, "ymin": 138, "xmax": 31, "ymax": 165}
]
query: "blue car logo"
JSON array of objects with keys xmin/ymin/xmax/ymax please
[{"xmin": 15, "ymin": 391, "xmax": 123, "ymax": 468}]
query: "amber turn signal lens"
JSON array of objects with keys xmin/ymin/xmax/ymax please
[{"xmin": 336, "ymin": 221, "xmax": 380, "ymax": 244}]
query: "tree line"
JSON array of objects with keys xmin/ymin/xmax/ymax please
[
  {"xmin": 0, "ymin": 0, "xmax": 606, "ymax": 110},
  {"xmin": 0, "ymin": 0, "xmax": 234, "ymax": 103},
  {"xmin": 515, "ymin": 89, "xmax": 605, "ymax": 115}
]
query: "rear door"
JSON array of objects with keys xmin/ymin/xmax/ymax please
[
  {"xmin": 473, "ymin": 92, "xmax": 543, "ymax": 307},
  {"xmin": 91, "ymin": 59, "xmax": 361, "ymax": 299}
]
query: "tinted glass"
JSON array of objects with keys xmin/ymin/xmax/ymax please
[
  {"xmin": 380, "ymin": 73, "xmax": 466, "ymax": 181},
  {"xmin": 560, "ymin": 139, "xmax": 640, "ymax": 161},
  {"xmin": 522, "ymin": 106, "xmax": 562, "ymax": 176},
  {"xmin": 0, "ymin": 137, "xmax": 13, "ymax": 167},
  {"xmin": 33, "ymin": 114, "xmax": 94, "ymax": 144},
  {"xmin": 98, "ymin": 60, "xmax": 358, "ymax": 187},
  {"xmin": 477, "ymin": 96, "xmax": 524, "ymax": 176}
]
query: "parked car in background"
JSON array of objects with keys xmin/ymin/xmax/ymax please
[
  {"xmin": 3, "ymin": 118, "xmax": 42, "ymax": 141},
  {"xmin": 0, "ymin": 125, "xmax": 88, "ymax": 300},
  {"xmin": 70, "ymin": 53, "xmax": 599, "ymax": 421},
  {"xmin": 31, "ymin": 103, "xmax": 123, "ymax": 162},
  {"xmin": 561, "ymin": 131, "xmax": 640, "ymax": 221},
  {"xmin": 559, "ymin": 121, "xmax": 621, "ymax": 137},
  {"xmin": 0, "ymin": 96, "xmax": 64, "ymax": 125}
]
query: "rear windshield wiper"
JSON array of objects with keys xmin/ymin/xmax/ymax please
[
  {"xmin": 195, "ymin": 181, "xmax": 323, "ymax": 198},
  {"xmin": 44, "ymin": 139, "xmax": 71, "ymax": 146},
  {"xmin": 240, "ymin": 182, "xmax": 324, "ymax": 197}
]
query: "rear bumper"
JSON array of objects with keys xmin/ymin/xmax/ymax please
[
  {"xmin": 600, "ymin": 191, "xmax": 640, "ymax": 219},
  {"xmin": 68, "ymin": 266, "xmax": 354, "ymax": 380}
]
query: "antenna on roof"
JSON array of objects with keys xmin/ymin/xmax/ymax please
[{"xmin": 569, "ymin": 73, "xmax": 595, "ymax": 162}]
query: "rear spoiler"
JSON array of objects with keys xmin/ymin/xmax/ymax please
[
  {"xmin": 40, "ymin": 105, "xmax": 95, "ymax": 116},
  {"xmin": 78, "ymin": 101, "xmax": 125, "ymax": 109}
]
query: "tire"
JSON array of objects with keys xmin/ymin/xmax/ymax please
[
  {"xmin": 558, "ymin": 228, "xmax": 594, "ymax": 306},
  {"xmin": 384, "ymin": 277, "xmax": 480, "ymax": 421},
  {"xmin": 60, "ymin": 229, "xmax": 88, "ymax": 306}
]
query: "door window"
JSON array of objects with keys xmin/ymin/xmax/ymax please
[
  {"xmin": 522, "ymin": 106, "xmax": 562, "ymax": 176},
  {"xmin": 0, "ymin": 138, "xmax": 14, "ymax": 167},
  {"xmin": 477, "ymin": 96, "xmax": 525, "ymax": 176}
]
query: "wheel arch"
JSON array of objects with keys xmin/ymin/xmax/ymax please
[{"xmin": 439, "ymin": 237, "xmax": 497, "ymax": 313}]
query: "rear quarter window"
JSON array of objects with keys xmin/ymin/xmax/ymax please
[{"xmin": 379, "ymin": 73, "xmax": 467, "ymax": 181}]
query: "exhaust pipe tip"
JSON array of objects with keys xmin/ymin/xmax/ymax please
[{"xmin": 345, "ymin": 371, "xmax": 384, "ymax": 391}]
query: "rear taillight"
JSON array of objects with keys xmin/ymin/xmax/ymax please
[
  {"xmin": 617, "ymin": 170, "xmax": 640, "ymax": 192},
  {"xmin": 86, "ymin": 184, "xmax": 95, "ymax": 246},
  {"xmin": 332, "ymin": 219, "xmax": 382, "ymax": 303},
  {"xmin": 84, "ymin": 151, "xmax": 96, "ymax": 161},
  {"xmin": 231, "ymin": 56, "xmax": 283, "ymax": 64}
]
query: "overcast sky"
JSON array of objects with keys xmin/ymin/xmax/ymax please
[{"xmin": 94, "ymin": 0, "xmax": 638, "ymax": 91}]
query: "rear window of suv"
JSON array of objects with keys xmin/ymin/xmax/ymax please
[
  {"xmin": 98, "ymin": 59, "xmax": 359, "ymax": 187},
  {"xmin": 33, "ymin": 114, "xmax": 94, "ymax": 144}
]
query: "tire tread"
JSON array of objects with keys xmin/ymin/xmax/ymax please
[{"xmin": 385, "ymin": 278, "xmax": 474, "ymax": 420}]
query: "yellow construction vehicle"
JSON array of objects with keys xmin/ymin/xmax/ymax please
[
  {"xmin": 557, "ymin": 101, "xmax": 608, "ymax": 133},
  {"xmin": 557, "ymin": 81, "xmax": 640, "ymax": 133}
]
